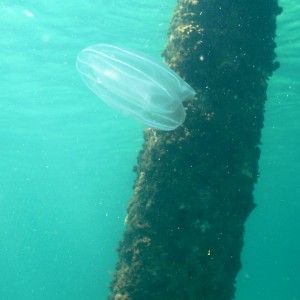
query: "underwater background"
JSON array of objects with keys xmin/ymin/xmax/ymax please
[{"xmin": 0, "ymin": 0, "xmax": 299, "ymax": 299}]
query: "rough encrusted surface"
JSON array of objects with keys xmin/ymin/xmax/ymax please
[{"xmin": 108, "ymin": 1, "xmax": 281, "ymax": 299}]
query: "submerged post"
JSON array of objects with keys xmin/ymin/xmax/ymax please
[{"xmin": 109, "ymin": 0, "xmax": 281, "ymax": 299}]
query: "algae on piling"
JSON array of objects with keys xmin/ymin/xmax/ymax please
[{"xmin": 109, "ymin": 1, "xmax": 281, "ymax": 299}]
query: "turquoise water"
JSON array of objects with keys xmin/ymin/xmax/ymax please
[{"xmin": 0, "ymin": 1, "xmax": 299, "ymax": 299}]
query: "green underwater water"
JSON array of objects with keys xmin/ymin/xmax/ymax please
[{"xmin": 0, "ymin": 0, "xmax": 299, "ymax": 299}]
